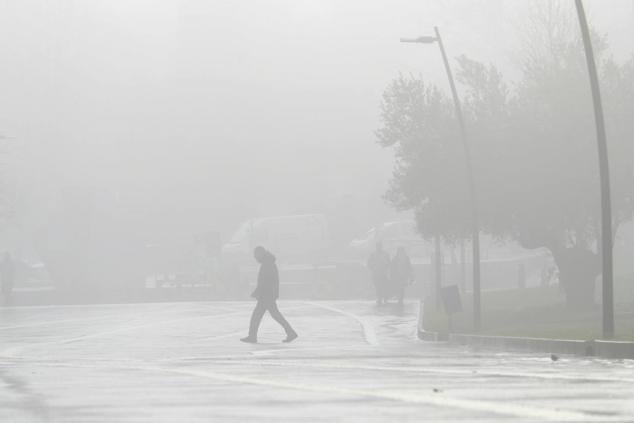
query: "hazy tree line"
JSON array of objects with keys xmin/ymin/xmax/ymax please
[{"xmin": 377, "ymin": 11, "xmax": 634, "ymax": 308}]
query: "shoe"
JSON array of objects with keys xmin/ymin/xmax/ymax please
[
  {"xmin": 282, "ymin": 332, "xmax": 298, "ymax": 343},
  {"xmin": 240, "ymin": 336, "xmax": 257, "ymax": 344}
]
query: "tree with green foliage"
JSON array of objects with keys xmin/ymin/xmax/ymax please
[
  {"xmin": 378, "ymin": 27, "xmax": 634, "ymax": 309},
  {"xmin": 376, "ymin": 75, "xmax": 470, "ymax": 243}
]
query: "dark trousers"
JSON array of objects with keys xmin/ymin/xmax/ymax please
[
  {"xmin": 397, "ymin": 285, "xmax": 405, "ymax": 304},
  {"xmin": 374, "ymin": 282, "xmax": 383, "ymax": 302},
  {"xmin": 248, "ymin": 299, "xmax": 295, "ymax": 338},
  {"xmin": 373, "ymin": 277, "xmax": 388, "ymax": 302}
]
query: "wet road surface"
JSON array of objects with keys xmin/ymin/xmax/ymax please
[{"xmin": 1, "ymin": 300, "xmax": 633, "ymax": 422}]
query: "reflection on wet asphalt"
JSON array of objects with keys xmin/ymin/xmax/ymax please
[{"xmin": 1, "ymin": 301, "xmax": 633, "ymax": 422}]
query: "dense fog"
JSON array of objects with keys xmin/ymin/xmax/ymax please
[{"xmin": 0, "ymin": 0, "xmax": 633, "ymax": 305}]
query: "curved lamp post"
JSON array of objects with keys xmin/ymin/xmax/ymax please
[
  {"xmin": 401, "ymin": 27, "xmax": 482, "ymax": 331},
  {"xmin": 574, "ymin": 0, "xmax": 614, "ymax": 339}
]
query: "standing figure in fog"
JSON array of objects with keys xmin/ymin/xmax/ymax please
[
  {"xmin": 367, "ymin": 242, "xmax": 391, "ymax": 305},
  {"xmin": 391, "ymin": 246, "xmax": 414, "ymax": 306},
  {"xmin": 241, "ymin": 246, "xmax": 298, "ymax": 344},
  {"xmin": 1, "ymin": 252, "xmax": 15, "ymax": 306}
]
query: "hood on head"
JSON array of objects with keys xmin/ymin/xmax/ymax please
[{"xmin": 262, "ymin": 250, "xmax": 276, "ymax": 263}]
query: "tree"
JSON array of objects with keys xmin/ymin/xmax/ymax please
[
  {"xmin": 491, "ymin": 37, "xmax": 634, "ymax": 309},
  {"xmin": 376, "ymin": 74, "xmax": 470, "ymax": 243},
  {"xmin": 378, "ymin": 32, "xmax": 634, "ymax": 309}
]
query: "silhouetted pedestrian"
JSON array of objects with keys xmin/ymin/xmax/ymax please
[
  {"xmin": 367, "ymin": 242, "xmax": 390, "ymax": 305},
  {"xmin": 241, "ymin": 246, "xmax": 297, "ymax": 344},
  {"xmin": 391, "ymin": 246, "xmax": 414, "ymax": 306},
  {"xmin": 1, "ymin": 252, "xmax": 15, "ymax": 306}
]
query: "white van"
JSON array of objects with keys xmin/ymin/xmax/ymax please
[
  {"xmin": 349, "ymin": 220, "xmax": 431, "ymax": 258},
  {"xmin": 222, "ymin": 214, "xmax": 329, "ymax": 266}
]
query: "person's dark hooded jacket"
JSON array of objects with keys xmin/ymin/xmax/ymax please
[{"xmin": 252, "ymin": 250, "xmax": 279, "ymax": 302}]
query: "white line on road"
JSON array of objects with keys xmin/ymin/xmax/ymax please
[
  {"xmin": 0, "ymin": 308, "xmax": 255, "ymax": 359},
  {"xmin": 0, "ymin": 313, "xmax": 137, "ymax": 331},
  {"xmin": 201, "ymin": 331, "xmax": 245, "ymax": 341},
  {"xmin": 0, "ymin": 303, "xmax": 195, "ymax": 331},
  {"xmin": 209, "ymin": 357, "xmax": 634, "ymax": 384},
  {"xmin": 305, "ymin": 302, "xmax": 379, "ymax": 346},
  {"xmin": 116, "ymin": 362, "xmax": 615, "ymax": 422},
  {"xmin": 0, "ymin": 304, "xmax": 313, "ymax": 359}
]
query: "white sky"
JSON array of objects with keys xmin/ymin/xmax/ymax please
[{"xmin": 0, "ymin": 0, "xmax": 632, "ymax": 235}]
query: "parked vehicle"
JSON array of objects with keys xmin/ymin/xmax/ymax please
[
  {"xmin": 349, "ymin": 220, "xmax": 431, "ymax": 258},
  {"xmin": 349, "ymin": 219, "xmax": 554, "ymax": 291},
  {"xmin": 222, "ymin": 214, "xmax": 330, "ymax": 267}
]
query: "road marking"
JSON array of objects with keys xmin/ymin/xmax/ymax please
[
  {"xmin": 305, "ymin": 302, "xmax": 379, "ymax": 346},
  {"xmin": 0, "ymin": 303, "xmax": 195, "ymax": 331},
  {"xmin": 15, "ymin": 354, "xmax": 632, "ymax": 422},
  {"xmin": 116, "ymin": 363, "xmax": 614, "ymax": 422},
  {"xmin": 0, "ymin": 304, "xmax": 312, "ymax": 359},
  {"xmin": 202, "ymin": 330, "xmax": 245, "ymax": 341},
  {"xmin": 2, "ymin": 301, "xmax": 631, "ymax": 421},
  {"xmin": 0, "ymin": 308, "xmax": 255, "ymax": 359},
  {"xmin": 209, "ymin": 357, "xmax": 634, "ymax": 384},
  {"xmin": 248, "ymin": 345, "xmax": 371, "ymax": 357},
  {"xmin": 0, "ymin": 313, "xmax": 136, "ymax": 331}
]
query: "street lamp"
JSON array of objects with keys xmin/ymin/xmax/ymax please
[
  {"xmin": 574, "ymin": 0, "xmax": 614, "ymax": 339},
  {"xmin": 401, "ymin": 27, "xmax": 482, "ymax": 331}
]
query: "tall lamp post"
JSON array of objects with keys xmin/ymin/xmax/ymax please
[
  {"xmin": 401, "ymin": 27, "xmax": 482, "ymax": 331},
  {"xmin": 574, "ymin": 0, "xmax": 614, "ymax": 339}
]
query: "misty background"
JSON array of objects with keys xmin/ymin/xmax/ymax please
[{"xmin": 0, "ymin": 0, "xmax": 633, "ymax": 300}]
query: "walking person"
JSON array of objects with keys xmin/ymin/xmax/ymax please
[
  {"xmin": 367, "ymin": 242, "xmax": 390, "ymax": 305},
  {"xmin": 391, "ymin": 246, "xmax": 414, "ymax": 306},
  {"xmin": 1, "ymin": 252, "xmax": 15, "ymax": 306},
  {"xmin": 241, "ymin": 246, "xmax": 297, "ymax": 344}
]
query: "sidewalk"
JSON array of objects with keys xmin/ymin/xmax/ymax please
[{"xmin": 417, "ymin": 300, "xmax": 634, "ymax": 359}]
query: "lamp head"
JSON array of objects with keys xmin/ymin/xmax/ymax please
[{"xmin": 399, "ymin": 36, "xmax": 437, "ymax": 44}]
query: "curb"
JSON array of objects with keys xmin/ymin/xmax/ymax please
[
  {"xmin": 418, "ymin": 330, "xmax": 634, "ymax": 360},
  {"xmin": 593, "ymin": 340, "xmax": 634, "ymax": 359}
]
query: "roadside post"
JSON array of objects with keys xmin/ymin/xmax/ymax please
[{"xmin": 441, "ymin": 285, "xmax": 463, "ymax": 333}]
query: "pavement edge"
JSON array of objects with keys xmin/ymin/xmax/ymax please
[{"xmin": 417, "ymin": 330, "xmax": 634, "ymax": 359}]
